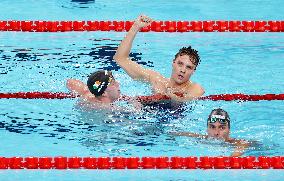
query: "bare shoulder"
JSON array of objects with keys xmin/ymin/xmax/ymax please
[{"xmin": 188, "ymin": 82, "xmax": 205, "ymax": 97}]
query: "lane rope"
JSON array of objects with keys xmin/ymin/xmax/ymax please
[
  {"xmin": 0, "ymin": 156, "xmax": 283, "ymax": 169},
  {"xmin": 0, "ymin": 20, "xmax": 283, "ymax": 32},
  {"xmin": 0, "ymin": 92, "xmax": 284, "ymax": 101}
]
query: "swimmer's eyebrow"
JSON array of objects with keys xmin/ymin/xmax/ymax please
[
  {"xmin": 208, "ymin": 124, "xmax": 215, "ymax": 128},
  {"xmin": 186, "ymin": 65, "xmax": 193, "ymax": 69}
]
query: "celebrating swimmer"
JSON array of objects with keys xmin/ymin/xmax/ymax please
[{"xmin": 113, "ymin": 15, "xmax": 204, "ymax": 102}]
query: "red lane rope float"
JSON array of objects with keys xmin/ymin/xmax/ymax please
[
  {"xmin": 0, "ymin": 20, "xmax": 284, "ymax": 32},
  {"xmin": 200, "ymin": 93, "xmax": 284, "ymax": 101},
  {"xmin": 0, "ymin": 92, "xmax": 76, "ymax": 99},
  {"xmin": 0, "ymin": 156, "xmax": 283, "ymax": 169},
  {"xmin": 0, "ymin": 92, "xmax": 284, "ymax": 101}
]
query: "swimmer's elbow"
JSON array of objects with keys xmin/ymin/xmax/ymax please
[
  {"xmin": 113, "ymin": 54, "xmax": 127, "ymax": 63},
  {"xmin": 66, "ymin": 79, "xmax": 75, "ymax": 91},
  {"xmin": 113, "ymin": 54, "xmax": 119, "ymax": 61},
  {"xmin": 66, "ymin": 79, "xmax": 88, "ymax": 95}
]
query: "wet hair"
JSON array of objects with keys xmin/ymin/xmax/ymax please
[
  {"xmin": 207, "ymin": 108, "xmax": 230, "ymax": 129},
  {"xmin": 174, "ymin": 46, "xmax": 200, "ymax": 69}
]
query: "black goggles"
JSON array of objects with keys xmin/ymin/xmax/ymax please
[{"xmin": 208, "ymin": 117, "xmax": 229, "ymax": 124}]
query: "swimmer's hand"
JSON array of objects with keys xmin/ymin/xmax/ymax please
[
  {"xmin": 170, "ymin": 131, "xmax": 207, "ymax": 139},
  {"xmin": 133, "ymin": 15, "xmax": 153, "ymax": 29},
  {"xmin": 165, "ymin": 87, "xmax": 187, "ymax": 102},
  {"xmin": 119, "ymin": 95, "xmax": 143, "ymax": 112},
  {"xmin": 230, "ymin": 140, "xmax": 250, "ymax": 157},
  {"xmin": 128, "ymin": 97, "xmax": 143, "ymax": 112},
  {"xmin": 166, "ymin": 87, "xmax": 200, "ymax": 102}
]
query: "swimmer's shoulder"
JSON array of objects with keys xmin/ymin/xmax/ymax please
[{"xmin": 187, "ymin": 81, "xmax": 205, "ymax": 97}]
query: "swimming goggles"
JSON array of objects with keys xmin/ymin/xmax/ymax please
[{"xmin": 208, "ymin": 115, "xmax": 229, "ymax": 124}]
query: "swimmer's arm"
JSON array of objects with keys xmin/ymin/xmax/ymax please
[
  {"xmin": 113, "ymin": 15, "xmax": 155, "ymax": 82},
  {"xmin": 78, "ymin": 101, "xmax": 114, "ymax": 111},
  {"xmin": 166, "ymin": 84, "xmax": 205, "ymax": 102},
  {"xmin": 66, "ymin": 79, "xmax": 96, "ymax": 102},
  {"xmin": 229, "ymin": 139, "xmax": 250, "ymax": 157},
  {"xmin": 170, "ymin": 132, "xmax": 207, "ymax": 139},
  {"xmin": 66, "ymin": 79, "xmax": 89, "ymax": 96},
  {"xmin": 82, "ymin": 96, "xmax": 142, "ymax": 113},
  {"xmin": 125, "ymin": 97, "xmax": 143, "ymax": 111}
]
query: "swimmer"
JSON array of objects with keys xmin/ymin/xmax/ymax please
[
  {"xmin": 172, "ymin": 108, "xmax": 250, "ymax": 157},
  {"xmin": 113, "ymin": 14, "xmax": 204, "ymax": 102},
  {"xmin": 67, "ymin": 70, "xmax": 140, "ymax": 111}
]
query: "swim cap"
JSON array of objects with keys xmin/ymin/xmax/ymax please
[
  {"xmin": 207, "ymin": 108, "xmax": 230, "ymax": 128},
  {"xmin": 87, "ymin": 70, "xmax": 113, "ymax": 97}
]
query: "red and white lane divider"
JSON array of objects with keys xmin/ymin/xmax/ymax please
[
  {"xmin": 0, "ymin": 92, "xmax": 284, "ymax": 101},
  {"xmin": 0, "ymin": 20, "xmax": 284, "ymax": 32},
  {"xmin": 0, "ymin": 156, "xmax": 283, "ymax": 169}
]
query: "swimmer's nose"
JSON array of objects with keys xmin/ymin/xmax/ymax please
[
  {"xmin": 179, "ymin": 67, "xmax": 185, "ymax": 74},
  {"xmin": 180, "ymin": 67, "xmax": 186, "ymax": 73},
  {"xmin": 214, "ymin": 130, "xmax": 220, "ymax": 137}
]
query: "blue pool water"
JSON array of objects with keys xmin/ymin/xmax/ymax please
[{"xmin": 0, "ymin": 0, "xmax": 284, "ymax": 180}]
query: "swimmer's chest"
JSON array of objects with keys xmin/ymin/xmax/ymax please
[
  {"xmin": 150, "ymin": 77, "xmax": 190, "ymax": 94},
  {"xmin": 150, "ymin": 78, "xmax": 168, "ymax": 94}
]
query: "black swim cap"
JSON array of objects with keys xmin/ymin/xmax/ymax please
[{"xmin": 87, "ymin": 70, "xmax": 113, "ymax": 97}]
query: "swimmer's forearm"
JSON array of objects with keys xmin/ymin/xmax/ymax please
[
  {"xmin": 114, "ymin": 24, "xmax": 140, "ymax": 62},
  {"xmin": 231, "ymin": 151, "xmax": 243, "ymax": 157},
  {"xmin": 231, "ymin": 147, "xmax": 246, "ymax": 157},
  {"xmin": 171, "ymin": 132, "xmax": 206, "ymax": 138},
  {"xmin": 230, "ymin": 140, "xmax": 250, "ymax": 157}
]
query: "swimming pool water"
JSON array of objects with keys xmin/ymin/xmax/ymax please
[{"xmin": 0, "ymin": 0, "xmax": 284, "ymax": 180}]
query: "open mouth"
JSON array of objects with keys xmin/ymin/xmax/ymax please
[{"xmin": 178, "ymin": 75, "xmax": 184, "ymax": 80}]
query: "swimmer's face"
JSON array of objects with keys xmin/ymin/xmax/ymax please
[
  {"xmin": 207, "ymin": 121, "xmax": 230, "ymax": 140},
  {"xmin": 171, "ymin": 55, "xmax": 196, "ymax": 84},
  {"xmin": 104, "ymin": 77, "xmax": 121, "ymax": 101}
]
